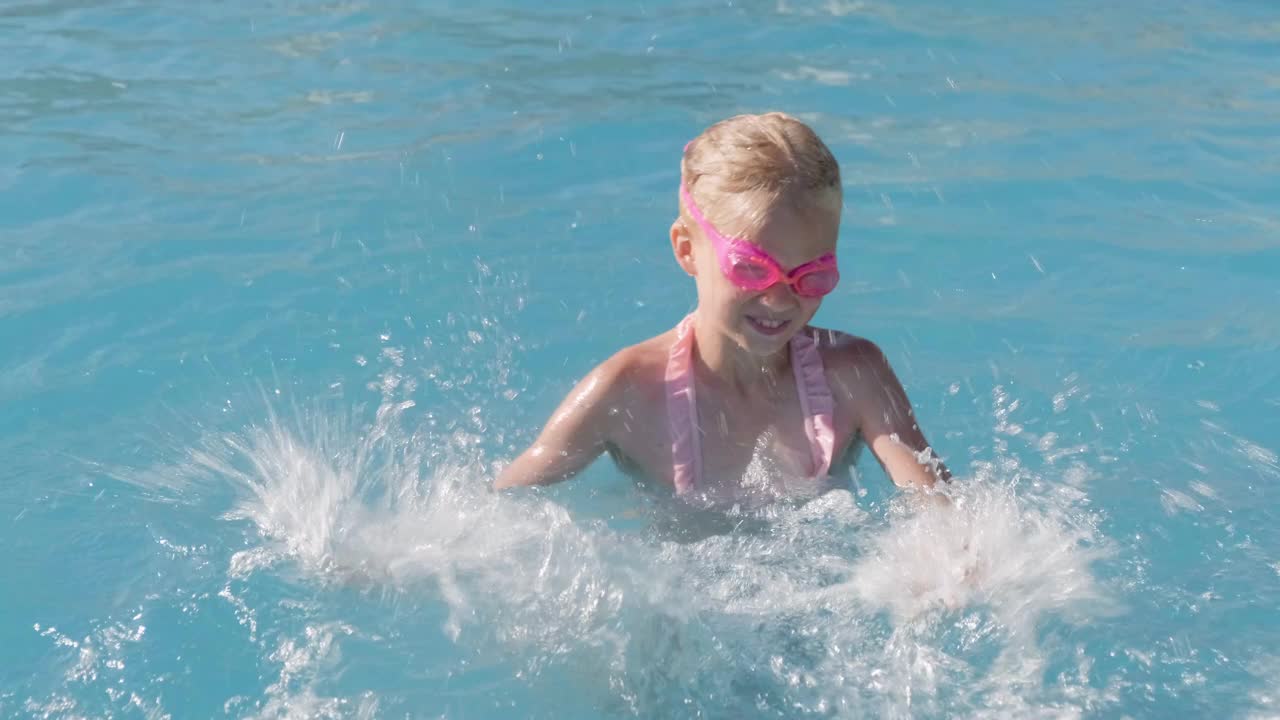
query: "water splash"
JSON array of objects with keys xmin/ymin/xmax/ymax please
[{"xmin": 141, "ymin": 378, "xmax": 1117, "ymax": 718}]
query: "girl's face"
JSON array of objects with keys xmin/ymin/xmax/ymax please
[{"xmin": 681, "ymin": 196, "xmax": 841, "ymax": 357}]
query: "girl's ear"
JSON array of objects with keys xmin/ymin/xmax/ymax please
[{"xmin": 671, "ymin": 218, "xmax": 697, "ymax": 276}]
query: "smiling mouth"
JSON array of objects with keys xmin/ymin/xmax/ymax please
[{"xmin": 745, "ymin": 314, "xmax": 790, "ymax": 336}]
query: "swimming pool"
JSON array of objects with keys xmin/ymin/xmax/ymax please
[{"xmin": 2, "ymin": 0, "xmax": 1278, "ymax": 717}]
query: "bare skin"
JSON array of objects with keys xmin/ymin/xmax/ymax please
[{"xmin": 494, "ymin": 192, "xmax": 949, "ymax": 500}]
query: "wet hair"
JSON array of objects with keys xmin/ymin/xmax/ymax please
[{"xmin": 680, "ymin": 112, "xmax": 842, "ymax": 238}]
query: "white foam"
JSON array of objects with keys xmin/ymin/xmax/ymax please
[
  {"xmin": 240, "ymin": 624, "xmax": 379, "ymax": 720},
  {"xmin": 150, "ymin": 380, "xmax": 1118, "ymax": 717}
]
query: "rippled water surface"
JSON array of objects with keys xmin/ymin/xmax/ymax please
[{"xmin": 2, "ymin": 1, "xmax": 1279, "ymax": 717}]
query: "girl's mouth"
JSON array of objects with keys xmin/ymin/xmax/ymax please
[{"xmin": 745, "ymin": 314, "xmax": 790, "ymax": 336}]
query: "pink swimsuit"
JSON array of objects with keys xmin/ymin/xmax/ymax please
[{"xmin": 664, "ymin": 314, "xmax": 837, "ymax": 495}]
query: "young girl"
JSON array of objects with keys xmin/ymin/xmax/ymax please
[{"xmin": 495, "ymin": 112, "xmax": 949, "ymax": 507}]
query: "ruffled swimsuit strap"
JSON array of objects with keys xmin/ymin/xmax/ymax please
[
  {"xmin": 790, "ymin": 329, "xmax": 837, "ymax": 479},
  {"xmin": 665, "ymin": 314, "xmax": 701, "ymax": 495}
]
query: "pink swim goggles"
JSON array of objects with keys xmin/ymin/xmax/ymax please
[{"xmin": 679, "ymin": 184, "xmax": 840, "ymax": 298}]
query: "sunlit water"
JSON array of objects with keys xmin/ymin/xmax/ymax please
[{"xmin": 2, "ymin": 1, "xmax": 1279, "ymax": 717}]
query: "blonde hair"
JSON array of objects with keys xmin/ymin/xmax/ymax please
[{"xmin": 681, "ymin": 112, "xmax": 841, "ymax": 238}]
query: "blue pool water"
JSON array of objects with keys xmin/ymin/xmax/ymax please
[{"xmin": 3, "ymin": 0, "xmax": 1279, "ymax": 717}]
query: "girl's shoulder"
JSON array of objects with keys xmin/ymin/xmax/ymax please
[
  {"xmin": 803, "ymin": 325, "xmax": 894, "ymax": 383},
  {"xmin": 804, "ymin": 325, "xmax": 883, "ymax": 359},
  {"xmin": 588, "ymin": 326, "xmax": 680, "ymax": 402}
]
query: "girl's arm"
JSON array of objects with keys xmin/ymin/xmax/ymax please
[
  {"xmin": 835, "ymin": 338, "xmax": 951, "ymax": 489},
  {"xmin": 493, "ymin": 356, "xmax": 627, "ymax": 490}
]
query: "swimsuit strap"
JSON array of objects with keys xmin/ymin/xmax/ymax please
[
  {"xmin": 666, "ymin": 314, "xmax": 702, "ymax": 494},
  {"xmin": 665, "ymin": 314, "xmax": 835, "ymax": 494},
  {"xmin": 789, "ymin": 328, "xmax": 836, "ymax": 480}
]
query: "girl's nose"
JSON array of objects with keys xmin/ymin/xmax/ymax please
[{"xmin": 759, "ymin": 281, "xmax": 798, "ymax": 310}]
